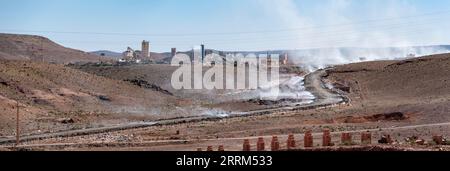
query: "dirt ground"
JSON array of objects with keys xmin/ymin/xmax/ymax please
[
  {"xmin": 3, "ymin": 53, "xmax": 449, "ymax": 151},
  {"xmin": 0, "ymin": 60, "xmax": 195, "ymax": 137},
  {"xmin": 0, "ymin": 33, "xmax": 110, "ymax": 64}
]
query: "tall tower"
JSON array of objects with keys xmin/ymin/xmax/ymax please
[
  {"xmin": 266, "ymin": 51, "xmax": 272, "ymax": 66},
  {"xmin": 141, "ymin": 40, "xmax": 150, "ymax": 59},
  {"xmin": 201, "ymin": 44, "xmax": 205, "ymax": 63},
  {"xmin": 282, "ymin": 53, "xmax": 288, "ymax": 65},
  {"xmin": 171, "ymin": 48, "xmax": 177, "ymax": 57}
]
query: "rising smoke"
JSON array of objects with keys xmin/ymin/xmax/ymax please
[{"xmin": 256, "ymin": 0, "xmax": 450, "ymax": 71}]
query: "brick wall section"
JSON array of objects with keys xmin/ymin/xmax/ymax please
[
  {"xmin": 243, "ymin": 139, "xmax": 251, "ymax": 151},
  {"xmin": 304, "ymin": 131, "xmax": 313, "ymax": 148}
]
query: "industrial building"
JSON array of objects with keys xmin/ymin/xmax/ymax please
[
  {"xmin": 121, "ymin": 40, "xmax": 151, "ymax": 63},
  {"xmin": 122, "ymin": 47, "xmax": 136, "ymax": 61},
  {"xmin": 141, "ymin": 40, "xmax": 150, "ymax": 59},
  {"xmin": 171, "ymin": 48, "xmax": 177, "ymax": 57}
]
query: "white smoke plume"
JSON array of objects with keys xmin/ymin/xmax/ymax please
[{"xmin": 256, "ymin": 0, "xmax": 450, "ymax": 71}]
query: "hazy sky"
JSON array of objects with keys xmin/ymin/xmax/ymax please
[{"xmin": 1, "ymin": 0, "xmax": 450, "ymax": 52}]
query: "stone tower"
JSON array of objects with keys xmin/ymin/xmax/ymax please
[
  {"xmin": 171, "ymin": 48, "xmax": 177, "ymax": 57},
  {"xmin": 141, "ymin": 40, "xmax": 150, "ymax": 59}
]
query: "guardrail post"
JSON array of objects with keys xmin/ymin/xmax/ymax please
[
  {"xmin": 218, "ymin": 145, "xmax": 225, "ymax": 151},
  {"xmin": 322, "ymin": 129, "xmax": 333, "ymax": 146},
  {"xmin": 304, "ymin": 131, "xmax": 313, "ymax": 148},
  {"xmin": 271, "ymin": 136, "xmax": 280, "ymax": 151},
  {"xmin": 243, "ymin": 139, "xmax": 251, "ymax": 151},
  {"xmin": 287, "ymin": 134, "xmax": 296, "ymax": 149},
  {"xmin": 361, "ymin": 132, "xmax": 372, "ymax": 145},
  {"xmin": 341, "ymin": 133, "xmax": 352, "ymax": 145},
  {"xmin": 257, "ymin": 137, "xmax": 265, "ymax": 151}
]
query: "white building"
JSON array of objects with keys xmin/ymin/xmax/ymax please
[{"xmin": 123, "ymin": 47, "xmax": 135, "ymax": 58}]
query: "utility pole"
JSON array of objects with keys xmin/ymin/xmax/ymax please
[{"xmin": 16, "ymin": 100, "xmax": 20, "ymax": 146}]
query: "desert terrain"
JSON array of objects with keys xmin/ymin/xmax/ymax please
[
  {"xmin": 0, "ymin": 33, "xmax": 112, "ymax": 64},
  {"xmin": 0, "ymin": 34, "xmax": 449, "ymax": 151}
]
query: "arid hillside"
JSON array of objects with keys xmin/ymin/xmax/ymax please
[
  {"xmin": 0, "ymin": 33, "xmax": 109, "ymax": 64},
  {"xmin": 328, "ymin": 54, "xmax": 449, "ymax": 104},
  {"xmin": 17, "ymin": 53, "xmax": 450, "ymax": 151},
  {"xmin": 0, "ymin": 60, "xmax": 185, "ymax": 137},
  {"xmin": 325, "ymin": 53, "xmax": 450, "ymax": 125}
]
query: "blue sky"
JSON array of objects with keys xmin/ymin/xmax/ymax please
[{"xmin": 1, "ymin": 0, "xmax": 450, "ymax": 52}]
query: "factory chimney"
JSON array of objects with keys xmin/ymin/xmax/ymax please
[{"xmin": 201, "ymin": 44, "xmax": 205, "ymax": 63}]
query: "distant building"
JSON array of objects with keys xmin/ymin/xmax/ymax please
[
  {"xmin": 120, "ymin": 40, "xmax": 152, "ymax": 63},
  {"xmin": 171, "ymin": 48, "xmax": 177, "ymax": 57},
  {"xmin": 123, "ymin": 47, "xmax": 135, "ymax": 60},
  {"xmin": 141, "ymin": 40, "xmax": 150, "ymax": 59},
  {"xmin": 201, "ymin": 44, "xmax": 205, "ymax": 62},
  {"xmin": 281, "ymin": 53, "xmax": 289, "ymax": 65}
]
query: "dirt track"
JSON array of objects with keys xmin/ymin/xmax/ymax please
[
  {"xmin": 0, "ymin": 69, "xmax": 346, "ymax": 146},
  {"xmin": 5, "ymin": 120, "xmax": 450, "ymax": 151}
]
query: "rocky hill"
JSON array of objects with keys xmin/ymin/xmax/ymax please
[
  {"xmin": 0, "ymin": 59, "xmax": 184, "ymax": 136},
  {"xmin": 0, "ymin": 33, "xmax": 109, "ymax": 64}
]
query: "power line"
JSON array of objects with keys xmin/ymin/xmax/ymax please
[
  {"xmin": 54, "ymin": 18, "xmax": 443, "ymax": 47},
  {"xmin": 209, "ymin": 28, "xmax": 441, "ymax": 50},
  {"xmin": 2, "ymin": 10, "xmax": 448, "ymax": 52},
  {"xmin": 60, "ymin": 27, "xmax": 443, "ymax": 52},
  {"xmin": 1, "ymin": 10, "xmax": 450, "ymax": 37}
]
